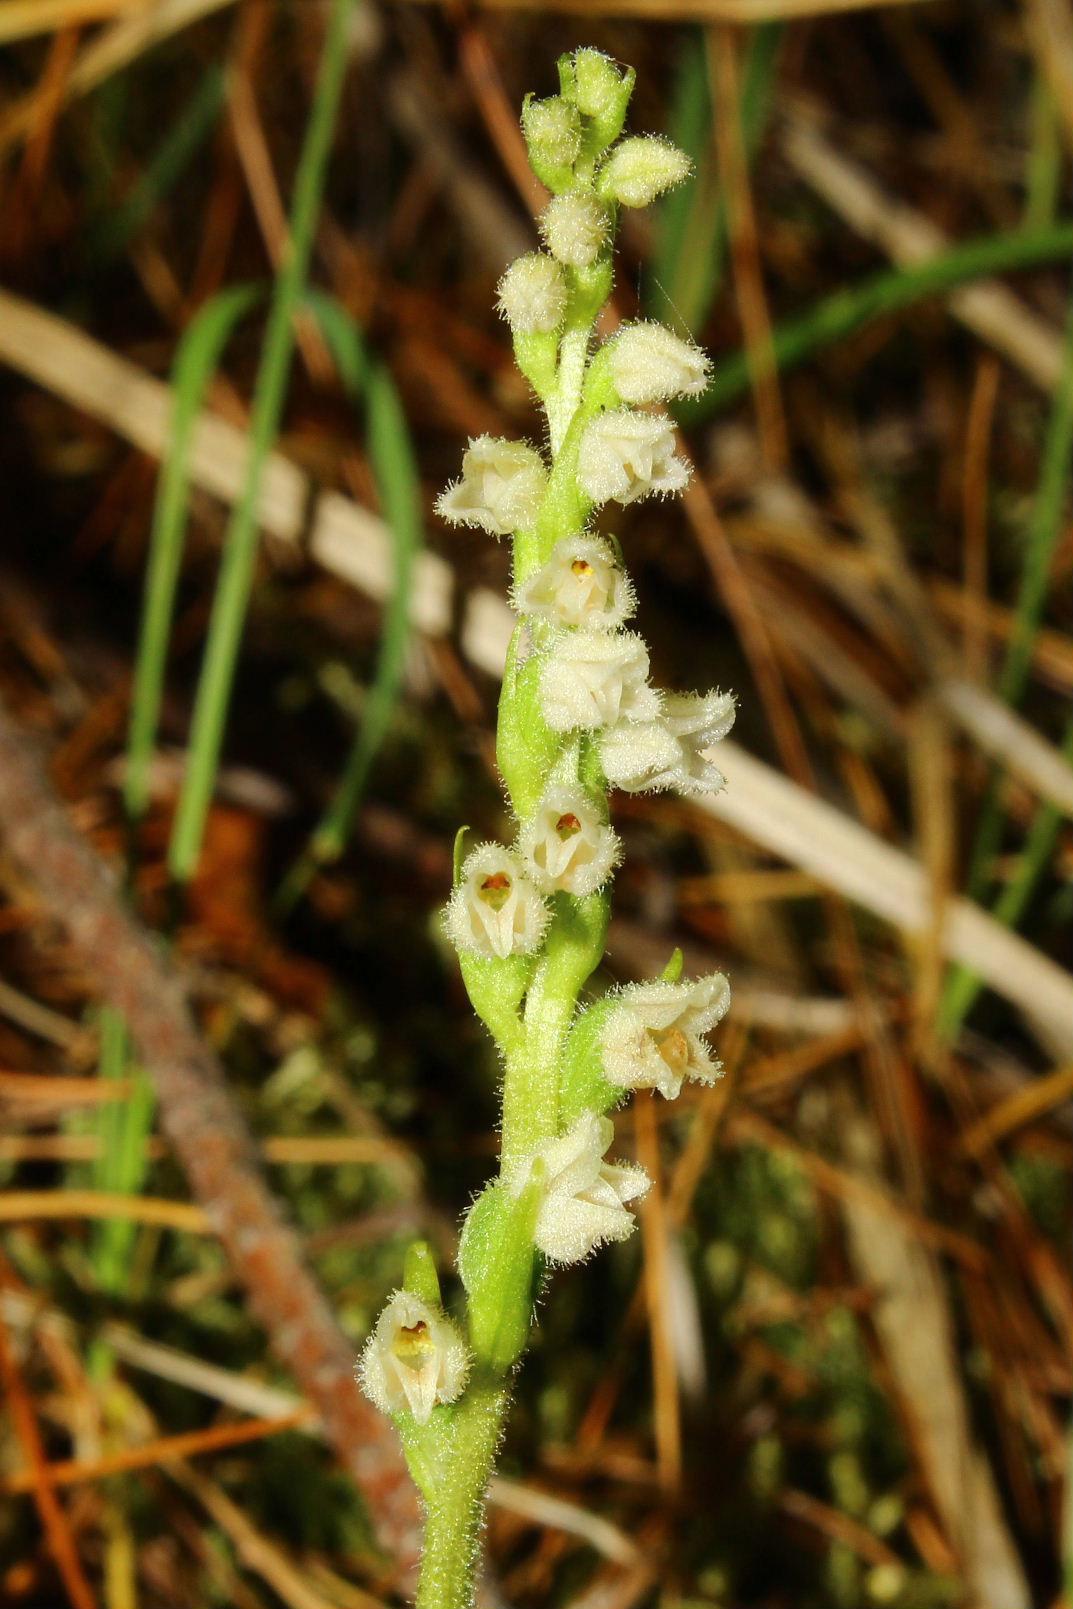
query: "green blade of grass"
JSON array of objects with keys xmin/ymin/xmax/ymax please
[
  {"xmin": 939, "ymin": 297, "xmax": 1073, "ymax": 1038},
  {"xmin": 276, "ymin": 289, "xmax": 423, "ymax": 911},
  {"xmin": 1025, "ymin": 75, "xmax": 1062, "ymax": 230},
  {"xmin": 125, "ymin": 281, "xmax": 263, "ymax": 830},
  {"xmin": 681, "ymin": 223, "xmax": 1073, "ymax": 424},
  {"xmin": 87, "ymin": 62, "xmax": 226, "ymax": 265},
  {"xmin": 168, "ymin": 0, "xmax": 358, "ymax": 887},
  {"xmin": 90, "ymin": 1007, "xmax": 154, "ymax": 1293},
  {"xmin": 649, "ymin": 23, "xmax": 781, "ymax": 336},
  {"xmin": 107, "ymin": 284, "xmax": 263, "ymax": 1297}
]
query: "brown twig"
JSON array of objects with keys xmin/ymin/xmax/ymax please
[
  {"xmin": 0, "ymin": 699, "xmax": 421, "ymax": 1586},
  {"xmin": 0, "ymin": 1305, "xmax": 99, "ymax": 1609}
]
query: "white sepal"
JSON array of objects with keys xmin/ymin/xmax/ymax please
[
  {"xmin": 510, "ymin": 1112, "xmax": 649, "ymax": 1265},
  {"xmin": 436, "ymin": 436, "xmax": 547, "ymax": 537},
  {"xmin": 514, "ymin": 535, "xmax": 635, "ymax": 630},
  {"xmin": 496, "ymin": 253, "xmax": 569, "ymax": 334},
  {"xmin": 518, "ymin": 786, "xmax": 621, "ymax": 896},
  {"xmin": 662, "ymin": 690, "xmax": 736, "ymax": 792},
  {"xmin": 577, "ymin": 409, "xmax": 689, "ymax": 506},
  {"xmin": 539, "ymin": 190, "xmax": 611, "ymax": 268},
  {"xmin": 600, "ymin": 974, "xmax": 731, "ymax": 1100},
  {"xmin": 445, "ymin": 844, "xmax": 549, "ymax": 960},
  {"xmin": 539, "ymin": 630, "xmax": 659, "ymax": 732},
  {"xmin": 608, "ymin": 322, "xmax": 710, "ymax": 404},
  {"xmin": 358, "ymin": 1290, "xmax": 469, "ymax": 1426},
  {"xmin": 599, "ymin": 717, "xmax": 682, "ymax": 793},
  {"xmin": 598, "ymin": 136, "xmax": 691, "ymax": 208},
  {"xmin": 599, "ymin": 690, "xmax": 735, "ymax": 795}
]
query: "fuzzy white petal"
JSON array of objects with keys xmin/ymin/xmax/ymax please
[
  {"xmin": 514, "ymin": 535, "xmax": 635, "ymax": 630},
  {"xmin": 539, "ymin": 630, "xmax": 660, "ymax": 733},
  {"xmin": 600, "ymin": 975, "xmax": 731, "ymax": 1099},
  {"xmin": 608, "ymin": 323, "xmax": 711, "ymax": 404},
  {"xmin": 577, "ymin": 410, "xmax": 689, "ymax": 506},
  {"xmin": 599, "ymin": 718, "xmax": 682, "ymax": 793},
  {"xmin": 511, "ymin": 1113, "xmax": 649, "ymax": 1265},
  {"xmin": 358, "ymin": 1291, "xmax": 469, "ymax": 1426},
  {"xmin": 436, "ymin": 437, "xmax": 547, "ymax": 537}
]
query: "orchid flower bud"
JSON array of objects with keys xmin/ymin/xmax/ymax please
[
  {"xmin": 509, "ymin": 1112, "xmax": 649, "ymax": 1264},
  {"xmin": 539, "ymin": 629, "xmax": 659, "ymax": 732},
  {"xmin": 445, "ymin": 844, "xmax": 549, "ymax": 960},
  {"xmin": 436, "ymin": 436, "xmax": 547, "ymax": 537},
  {"xmin": 570, "ymin": 49, "xmax": 630, "ymax": 121},
  {"xmin": 577, "ymin": 409, "xmax": 689, "ymax": 506},
  {"xmin": 522, "ymin": 95, "xmax": 582, "ymax": 188},
  {"xmin": 519, "ymin": 786, "xmax": 621, "ymax": 897},
  {"xmin": 539, "ymin": 190, "xmax": 612, "ymax": 268},
  {"xmin": 598, "ymin": 136, "xmax": 691, "ymax": 208},
  {"xmin": 607, "ymin": 322, "xmax": 710, "ymax": 404},
  {"xmin": 514, "ymin": 535, "xmax": 635, "ymax": 630},
  {"xmin": 600, "ymin": 974, "xmax": 731, "ymax": 1099},
  {"xmin": 358, "ymin": 1290, "xmax": 469, "ymax": 1426},
  {"xmin": 496, "ymin": 253, "xmax": 569, "ymax": 335}
]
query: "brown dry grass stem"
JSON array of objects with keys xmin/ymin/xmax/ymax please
[
  {"xmin": 1, "ymin": 1408, "xmax": 316, "ymax": 1497},
  {"xmin": 708, "ymin": 24, "xmax": 788, "ymax": 471},
  {"xmin": 0, "ymin": 1306, "xmax": 99, "ymax": 1609}
]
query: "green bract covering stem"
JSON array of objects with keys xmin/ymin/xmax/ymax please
[{"xmin": 358, "ymin": 52, "xmax": 735, "ymax": 1609}]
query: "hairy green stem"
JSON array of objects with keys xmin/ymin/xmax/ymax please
[{"xmin": 412, "ymin": 1387, "xmax": 509, "ymax": 1609}]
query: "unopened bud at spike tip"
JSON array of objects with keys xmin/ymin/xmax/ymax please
[{"xmin": 598, "ymin": 136, "xmax": 691, "ymax": 208}]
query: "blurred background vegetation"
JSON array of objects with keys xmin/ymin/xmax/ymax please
[{"xmin": 0, "ymin": 1, "xmax": 1070, "ymax": 1607}]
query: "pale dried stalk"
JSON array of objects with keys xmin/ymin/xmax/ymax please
[
  {"xmin": 781, "ymin": 114, "xmax": 1066, "ymax": 392},
  {"xmin": 0, "ymin": 0, "xmax": 238, "ymax": 154}
]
